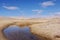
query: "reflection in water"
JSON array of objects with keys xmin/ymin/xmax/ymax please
[{"xmin": 4, "ymin": 26, "xmax": 39, "ymax": 40}]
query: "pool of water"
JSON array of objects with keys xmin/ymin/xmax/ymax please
[{"xmin": 4, "ymin": 26, "xmax": 39, "ymax": 40}]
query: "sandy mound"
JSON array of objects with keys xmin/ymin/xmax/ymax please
[{"xmin": 30, "ymin": 18, "xmax": 60, "ymax": 40}]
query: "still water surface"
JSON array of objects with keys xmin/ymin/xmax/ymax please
[{"xmin": 4, "ymin": 26, "xmax": 38, "ymax": 40}]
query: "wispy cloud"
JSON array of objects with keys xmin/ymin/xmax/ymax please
[
  {"xmin": 32, "ymin": 10, "xmax": 43, "ymax": 13},
  {"xmin": 2, "ymin": 6, "xmax": 19, "ymax": 10},
  {"xmin": 54, "ymin": 12, "xmax": 60, "ymax": 16},
  {"xmin": 32, "ymin": 10, "xmax": 43, "ymax": 18},
  {"xmin": 41, "ymin": 1, "xmax": 55, "ymax": 7},
  {"xmin": 46, "ymin": 12, "xmax": 60, "ymax": 17}
]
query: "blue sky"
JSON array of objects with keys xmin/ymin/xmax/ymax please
[{"xmin": 0, "ymin": 0, "xmax": 60, "ymax": 17}]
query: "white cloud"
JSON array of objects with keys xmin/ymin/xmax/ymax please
[
  {"xmin": 41, "ymin": 1, "xmax": 55, "ymax": 7},
  {"xmin": 46, "ymin": 12, "xmax": 60, "ymax": 18},
  {"xmin": 2, "ymin": 6, "xmax": 19, "ymax": 10},
  {"xmin": 32, "ymin": 10, "xmax": 43, "ymax": 13},
  {"xmin": 32, "ymin": 10, "xmax": 43, "ymax": 18},
  {"xmin": 54, "ymin": 12, "xmax": 60, "ymax": 16}
]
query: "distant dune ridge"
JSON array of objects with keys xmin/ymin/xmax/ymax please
[{"xmin": 0, "ymin": 16, "xmax": 60, "ymax": 40}]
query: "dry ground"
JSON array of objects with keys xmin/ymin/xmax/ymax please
[{"xmin": 0, "ymin": 17, "xmax": 60, "ymax": 40}]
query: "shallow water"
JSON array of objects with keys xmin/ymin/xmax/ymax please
[{"xmin": 4, "ymin": 26, "xmax": 39, "ymax": 40}]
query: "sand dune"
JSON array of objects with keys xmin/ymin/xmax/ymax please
[
  {"xmin": 0, "ymin": 17, "xmax": 60, "ymax": 40},
  {"xmin": 30, "ymin": 18, "xmax": 60, "ymax": 40}
]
